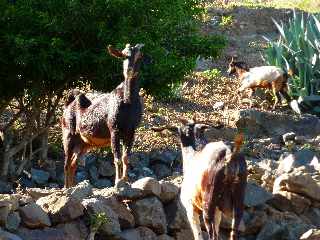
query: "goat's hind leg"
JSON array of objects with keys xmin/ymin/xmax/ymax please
[
  {"xmin": 203, "ymin": 206, "xmax": 221, "ymax": 240},
  {"xmin": 230, "ymin": 183, "xmax": 246, "ymax": 240},
  {"xmin": 122, "ymin": 131, "xmax": 134, "ymax": 181}
]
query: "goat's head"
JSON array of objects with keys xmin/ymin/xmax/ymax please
[
  {"xmin": 108, "ymin": 43, "xmax": 145, "ymax": 80},
  {"xmin": 152, "ymin": 116, "xmax": 223, "ymax": 148},
  {"xmin": 227, "ymin": 57, "xmax": 249, "ymax": 76}
]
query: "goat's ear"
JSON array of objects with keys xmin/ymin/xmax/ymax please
[
  {"xmin": 151, "ymin": 126, "xmax": 178, "ymax": 133},
  {"xmin": 195, "ymin": 123, "xmax": 210, "ymax": 131},
  {"xmin": 135, "ymin": 43, "xmax": 145, "ymax": 50},
  {"xmin": 107, "ymin": 45, "xmax": 126, "ymax": 59},
  {"xmin": 179, "ymin": 117, "xmax": 191, "ymax": 125}
]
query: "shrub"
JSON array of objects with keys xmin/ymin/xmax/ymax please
[
  {"xmin": 0, "ymin": 0, "xmax": 226, "ymax": 179},
  {"xmin": 264, "ymin": 11, "xmax": 320, "ymax": 97}
]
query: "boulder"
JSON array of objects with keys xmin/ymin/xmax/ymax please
[
  {"xmin": 92, "ymin": 178, "xmax": 113, "ymax": 189},
  {"xmin": 0, "ymin": 194, "xmax": 19, "ymax": 227},
  {"xmin": 75, "ymin": 171, "xmax": 88, "ymax": 184},
  {"xmin": 19, "ymin": 202, "xmax": 51, "ymax": 228},
  {"xmin": 157, "ymin": 234, "xmax": 174, "ymax": 240},
  {"xmin": 302, "ymin": 208, "xmax": 320, "ymax": 228},
  {"xmin": 234, "ymin": 109, "xmax": 320, "ymax": 137},
  {"xmin": 0, "ymin": 228, "xmax": 22, "ymax": 240},
  {"xmin": 98, "ymin": 160, "xmax": 115, "ymax": 177},
  {"xmin": 31, "ymin": 168, "xmax": 50, "ymax": 185},
  {"xmin": 277, "ymin": 150, "xmax": 319, "ymax": 175},
  {"xmin": 165, "ymin": 199, "xmax": 189, "ymax": 232},
  {"xmin": 0, "ymin": 206, "xmax": 10, "ymax": 226},
  {"xmin": 56, "ymin": 220, "xmax": 89, "ymax": 240},
  {"xmin": 89, "ymin": 165, "xmax": 99, "ymax": 181},
  {"xmin": 17, "ymin": 227, "xmax": 66, "ymax": 240},
  {"xmin": 25, "ymin": 188, "xmax": 58, "ymax": 201},
  {"xmin": 64, "ymin": 180, "xmax": 93, "ymax": 201},
  {"xmin": 5, "ymin": 212, "xmax": 21, "ymax": 231},
  {"xmin": 159, "ymin": 181, "xmax": 179, "ymax": 204},
  {"xmin": 103, "ymin": 196, "xmax": 135, "ymax": 229},
  {"xmin": 0, "ymin": 194, "xmax": 19, "ymax": 211},
  {"xmin": 119, "ymin": 226, "xmax": 157, "ymax": 240},
  {"xmin": 256, "ymin": 219, "xmax": 311, "ymax": 240},
  {"xmin": 150, "ymin": 150, "xmax": 178, "ymax": 165},
  {"xmin": 0, "ymin": 181, "xmax": 13, "ymax": 194},
  {"xmin": 131, "ymin": 177, "xmax": 161, "ymax": 198},
  {"xmin": 300, "ymin": 229, "xmax": 320, "ymax": 240},
  {"xmin": 82, "ymin": 197, "xmax": 120, "ymax": 236},
  {"xmin": 271, "ymin": 191, "xmax": 311, "ymax": 214},
  {"xmin": 244, "ymin": 181, "xmax": 273, "ymax": 207},
  {"xmin": 242, "ymin": 209, "xmax": 268, "ymax": 235},
  {"xmin": 36, "ymin": 193, "xmax": 84, "ymax": 224},
  {"xmin": 151, "ymin": 163, "xmax": 171, "ymax": 180},
  {"xmin": 273, "ymin": 168, "xmax": 320, "ymax": 201},
  {"xmin": 130, "ymin": 197, "xmax": 167, "ymax": 234}
]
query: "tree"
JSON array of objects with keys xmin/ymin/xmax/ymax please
[{"xmin": 0, "ymin": 0, "xmax": 225, "ymax": 180}]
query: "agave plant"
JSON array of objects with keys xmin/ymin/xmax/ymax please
[{"xmin": 264, "ymin": 11, "xmax": 320, "ymax": 98}]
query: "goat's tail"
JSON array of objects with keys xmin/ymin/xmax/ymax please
[{"xmin": 233, "ymin": 133, "xmax": 244, "ymax": 153}]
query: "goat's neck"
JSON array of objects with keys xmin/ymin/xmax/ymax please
[
  {"xmin": 236, "ymin": 68, "xmax": 249, "ymax": 80},
  {"xmin": 181, "ymin": 145, "xmax": 196, "ymax": 174},
  {"xmin": 123, "ymin": 76, "xmax": 140, "ymax": 104}
]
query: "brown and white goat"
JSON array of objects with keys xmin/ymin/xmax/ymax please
[
  {"xmin": 227, "ymin": 58, "xmax": 291, "ymax": 109},
  {"xmin": 153, "ymin": 119, "xmax": 247, "ymax": 240},
  {"xmin": 61, "ymin": 44, "xmax": 145, "ymax": 188}
]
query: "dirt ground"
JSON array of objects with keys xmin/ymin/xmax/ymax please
[{"xmin": 132, "ymin": 4, "xmax": 295, "ymax": 152}]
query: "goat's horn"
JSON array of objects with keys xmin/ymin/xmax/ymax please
[
  {"xmin": 197, "ymin": 121, "xmax": 224, "ymax": 129},
  {"xmin": 151, "ymin": 126, "xmax": 178, "ymax": 132}
]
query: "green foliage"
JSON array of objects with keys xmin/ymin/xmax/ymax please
[
  {"xmin": 201, "ymin": 68, "xmax": 222, "ymax": 79},
  {"xmin": 264, "ymin": 11, "xmax": 320, "ymax": 97},
  {"xmin": 0, "ymin": 0, "xmax": 226, "ymax": 102},
  {"xmin": 220, "ymin": 15, "xmax": 234, "ymax": 27},
  {"xmin": 90, "ymin": 212, "xmax": 109, "ymax": 232}
]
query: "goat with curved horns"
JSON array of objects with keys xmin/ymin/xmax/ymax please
[
  {"xmin": 61, "ymin": 43, "xmax": 145, "ymax": 188},
  {"xmin": 227, "ymin": 57, "xmax": 291, "ymax": 109},
  {"xmin": 152, "ymin": 118, "xmax": 247, "ymax": 240}
]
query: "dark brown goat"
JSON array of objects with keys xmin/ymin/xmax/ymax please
[
  {"xmin": 61, "ymin": 44, "xmax": 145, "ymax": 188},
  {"xmin": 227, "ymin": 58, "xmax": 291, "ymax": 109},
  {"xmin": 152, "ymin": 118, "xmax": 247, "ymax": 240}
]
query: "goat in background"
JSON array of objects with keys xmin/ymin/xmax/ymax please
[
  {"xmin": 61, "ymin": 43, "xmax": 145, "ymax": 187},
  {"xmin": 227, "ymin": 57, "xmax": 291, "ymax": 109},
  {"xmin": 152, "ymin": 118, "xmax": 247, "ymax": 240}
]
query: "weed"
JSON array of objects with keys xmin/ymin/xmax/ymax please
[
  {"xmin": 202, "ymin": 69, "xmax": 222, "ymax": 79},
  {"xmin": 220, "ymin": 15, "xmax": 234, "ymax": 27}
]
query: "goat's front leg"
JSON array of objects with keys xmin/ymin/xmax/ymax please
[
  {"xmin": 111, "ymin": 131, "xmax": 122, "ymax": 184},
  {"xmin": 122, "ymin": 131, "xmax": 134, "ymax": 181},
  {"xmin": 184, "ymin": 203, "xmax": 204, "ymax": 240}
]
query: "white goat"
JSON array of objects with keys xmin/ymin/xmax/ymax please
[
  {"xmin": 227, "ymin": 58, "xmax": 291, "ymax": 109},
  {"xmin": 153, "ymin": 118, "xmax": 247, "ymax": 240}
]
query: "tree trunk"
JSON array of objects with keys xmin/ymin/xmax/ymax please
[
  {"xmin": 40, "ymin": 129, "xmax": 49, "ymax": 164},
  {"xmin": 0, "ymin": 130, "xmax": 13, "ymax": 180}
]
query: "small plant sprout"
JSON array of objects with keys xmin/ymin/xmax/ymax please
[{"xmin": 87, "ymin": 212, "xmax": 109, "ymax": 240}]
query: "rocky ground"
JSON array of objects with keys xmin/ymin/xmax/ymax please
[{"xmin": 1, "ymin": 2, "xmax": 320, "ymax": 240}]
